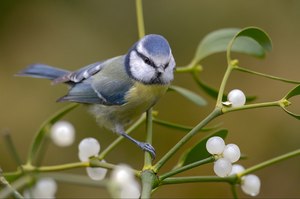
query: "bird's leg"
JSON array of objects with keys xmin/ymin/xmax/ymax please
[{"xmin": 116, "ymin": 125, "xmax": 156, "ymax": 159}]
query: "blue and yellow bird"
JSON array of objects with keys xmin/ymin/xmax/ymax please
[{"xmin": 17, "ymin": 34, "xmax": 176, "ymax": 158}]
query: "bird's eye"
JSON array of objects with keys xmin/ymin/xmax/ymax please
[{"xmin": 143, "ymin": 57, "xmax": 151, "ymax": 65}]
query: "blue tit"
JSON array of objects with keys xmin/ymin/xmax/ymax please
[{"xmin": 17, "ymin": 34, "xmax": 176, "ymax": 159}]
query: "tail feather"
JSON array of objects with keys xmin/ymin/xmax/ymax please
[{"xmin": 16, "ymin": 64, "xmax": 70, "ymax": 80}]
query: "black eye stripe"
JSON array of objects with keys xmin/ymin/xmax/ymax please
[
  {"xmin": 135, "ymin": 50, "xmax": 156, "ymax": 68},
  {"xmin": 164, "ymin": 62, "xmax": 169, "ymax": 69},
  {"xmin": 134, "ymin": 49, "xmax": 171, "ymax": 70}
]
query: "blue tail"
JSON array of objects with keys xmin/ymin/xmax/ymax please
[{"xmin": 16, "ymin": 64, "xmax": 70, "ymax": 80}]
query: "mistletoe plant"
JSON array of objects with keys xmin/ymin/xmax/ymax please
[{"xmin": 1, "ymin": 0, "xmax": 300, "ymax": 198}]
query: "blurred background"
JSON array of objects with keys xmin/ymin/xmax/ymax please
[{"xmin": 0, "ymin": 0, "xmax": 300, "ymax": 198}]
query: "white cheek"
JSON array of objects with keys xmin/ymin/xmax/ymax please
[
  {"xmin": 162, "ymin": 67, "xmax": 174, "ymax": 82},
  {"xmin": 130, "ymin": 51, "xmax": 155, "ymax": 82},
  {"xmin": 161, "ymin": 56, "xmax": 176, "ymax": 83}
]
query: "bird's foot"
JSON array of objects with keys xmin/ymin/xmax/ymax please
[
  {"xmin": 117, "ymin": 128, "xmax": 156, "ymax": 160},
  {"xmin": 138, "ymin": 142, "xmax": 156, "ymax": 160}
]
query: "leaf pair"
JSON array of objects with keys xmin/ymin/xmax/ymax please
[
  {"xmin": 193, "ymin": 27, "xmax": 272, "ymax": 64},
  {"xmin": 184, "ymin": 27, "xmax": 273, "ymax": 102}
]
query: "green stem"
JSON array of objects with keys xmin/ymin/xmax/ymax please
[
  {"xmin": 92, "ymin": 159, "xmax": 140, "ymax": 177},
  {"xmin": 3, "ymin": 170, "xmax": 23, "ymax": 181},
  {"xmin": 236, "ymin": 66, "xmax": 300, "ymax": 84},
  {"xmin": 159, "ymin": 175, "xmax": 234, "ymax": 186},
  {"xmin": 159, "ymin": 156, "xmax": 214, "ymax": 181},
  {"xmin": 33, "ymin": 160, "xmax": 121, "ymax": 173},
  {"xmin": 154, "ymin": 118, "xmax": 222, "ymax": 132},
  {"xmin": 39, "ymin": 172, "xmax": 108, "ymax": 187},
  {"xmin": 141, "ymin": 170, "xmax": 157, "ymax": 199},
  {"xmin": 153, "ymin": 108, "xmax": 222, "ymax": 172},
  {"xmin": 135, "ymin": 0, "xmax": 156, "ymax": 197},
  {"xmin": 222, "ymin": 100, "xmax": 281, "ymax": 114},
  {"xmin": 0, "ymin": 175, "xmax": 31, "ymax": 199},
  {"xmin": 231, "ymin": 184, "xmax": 239, "ymax": 199},
  {"xmin": 176, "ymin": 66, "xmax": 194, "ymax": 73},
  {"xmin": 2, "ymin": 130, "xmax": 23, "ymax": 169},
  {"xmin": 176, "ymin": 63, "xmax": 203, "ymax": 73},
  {"xmin": 239, "ymin": 148, "xmax": 300, "ymax": 177},
  {"xmin": 27, "ymin": 162, "xmax": 89, "ymax": 172},
  {"xmin": 153, "ymin": 118, "xmax": 193, "ymax": 131},
  {"xmin": 144, "ymin": 109, "xmax": 153, "ymax": 167},
  {"xmin": 216, "ymin": 62, "xmax": 236, "ymax": 107},
  {"xmin": 136, "ymin": 0, "xmax": 145, "ymax": 39},
  {"xmin": 98, "ymin": 114, "xmax": 146, "ymax": 159}
]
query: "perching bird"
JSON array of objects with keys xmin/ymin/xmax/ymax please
[{"xmin": 17, "ymin": 34, "xmax": 176, "ymax": 159}]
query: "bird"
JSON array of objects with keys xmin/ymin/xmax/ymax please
[{"xmin": 17, "ymin": 34, "xmax": 176, "ymax": 159}]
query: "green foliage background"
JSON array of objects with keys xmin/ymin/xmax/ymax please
[{"xmin": 0, "ymin": 0, "xmax": 299, "ymax": 198}]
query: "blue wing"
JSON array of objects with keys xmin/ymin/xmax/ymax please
[
  {"xmin": 57, "ymin": 80, "xmax": 106, "ymax": 104},
  {"xmin": 57, "ymin": 56, "xmax": 133, "ymax": 105},
  {"xmin": 58, "ymin": 78, "xmax": 132, "ymax": 105}
]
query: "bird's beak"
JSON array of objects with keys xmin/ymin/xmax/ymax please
[{"xmin": 157, "ymin": 65, "xmax": 165, "ymax": 73}]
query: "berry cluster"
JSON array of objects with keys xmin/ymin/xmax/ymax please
[
  {"xmin": 206, "ymin": 136, "xmax": 260, "ymax": 196},
  {"xmin": 78, "ymin": 137, "xmax": 108, "ymax": 180},
  {"xmin": 206, "ymin": 136, "xmax": 241, "ymax": 177},
  {"xmin": 49, "ymin": 120, "xmax": 141, "ymax": 198},
  {"xmin": 78, "ymin": 138, "xmax": 141, "ymax": 198}
]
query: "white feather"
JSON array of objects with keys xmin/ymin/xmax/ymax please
[{"xmin": 129, "ymin": 51, "xmax": 156, "ymax": 82}]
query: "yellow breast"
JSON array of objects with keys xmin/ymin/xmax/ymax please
[
  {"xmin": 125, "ymin": 82, "xmax": 168, "ymax": 108},
  {"xmin": 90, "ymin": 82, "xmax": 168, "ymax": 131},
  {"xmin": 121, "ymin": 82, "xmax": 168, "ymax": 122}
]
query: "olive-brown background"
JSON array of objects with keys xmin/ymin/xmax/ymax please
[{"xmin": 0, "ymin": 0, "xmax": 300, "ymax": 198}]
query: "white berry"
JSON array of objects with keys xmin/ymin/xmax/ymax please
[
  {"xmin": 119, "ymin": 181, "xmax": 141, "ymax": 199},
  {"xmin": 230, "ymin": 164, "xmax": 245, "ymax": 175},
  {"xmin": 206, "ymin": 136, "xmax": 225, "ymax": 155},
  {"xmin": 78, "ymin": 138, "xmax": 100, "ymax": 162},
  {"xmin": 241, "ymin": 174, "xmax": 261, "ymax": 196},
  {"xmin": 111, "ymin": 164, "xmax": 135, "ymax": 186},
  {"xmin": 26, "ymin": 178, "xmax": 57, "ymax": 198},
  {"xmin": 36, "ymin": 178, "xmax": 57, "ymax": 195},
  {"xmin": 50, "ymin": 121, "xmax": 75, "ymax": 147},
  {"xmin": 86, "ymin": 160, "xmax": 108, "ymax": 181},
  {"xmin": 213, "ymin": 158, "xmax": 232, "ymax": 177},
  {"xmin": 110, "ymin": 164, "xmax": 140, "ymax": 199},
  {"xmin": 223, "ymin": 144, "xmax": 241, "ymax": 163},
  {"xmin": 227, "ymin": 89, "xmax": 246, "ymax": 107}
]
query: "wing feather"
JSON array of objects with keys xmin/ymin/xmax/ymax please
[
  {"xmin": 52, "ymin": 61, "xmax": 104, "ymax": 84},
  {"xmin": 56, "ymin": 56, "xmax": 132, "ymax": 105}
]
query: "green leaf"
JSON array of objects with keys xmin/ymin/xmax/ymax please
[
  {"xmin": 153, "ymin": 118, "xmax": 222, "ymax": 132},
  {"xmin": 227, "ymin": 27, "xmax": 272, "ymax": 61},
  {"xmin": 193, "ymin": 27, "xmax": 272, "ymax": 63},
  {"xmin": 169, "ymin": 85, "xmax": 207, "ymax": 106},
  {"xmin": 282, "ymin": 84, "xmax": 300, "ymax": 119},
  {"xmin": 284, "ymin": 84, "xmax": 300, "ymax": 100},
  {"xmin": 194, "ymin": 28, "xmax": 240, "ymax": 62},
  {"xmin": 153, "ymin": 118, "xmax": 193, "ymax": 131},
  {"xmin": 27, "ymin": 103, "xmax": 80, "ymax": 165},
  {"xmin": 177, "ymin": 129, "xmax": 228, "ymax": 167},
  {"xmin": 192, "ymin": 73, "xmax": 256, "ymax": 102}
]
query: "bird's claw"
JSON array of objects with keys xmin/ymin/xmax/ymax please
[{"xmin": 139, "ymin": 142, "xmax": 156, "ymax": 160}]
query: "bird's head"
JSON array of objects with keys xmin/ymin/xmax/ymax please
[{"xmin": 125, "ymin": 34, "xmax": 176, "ymax": 85}]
